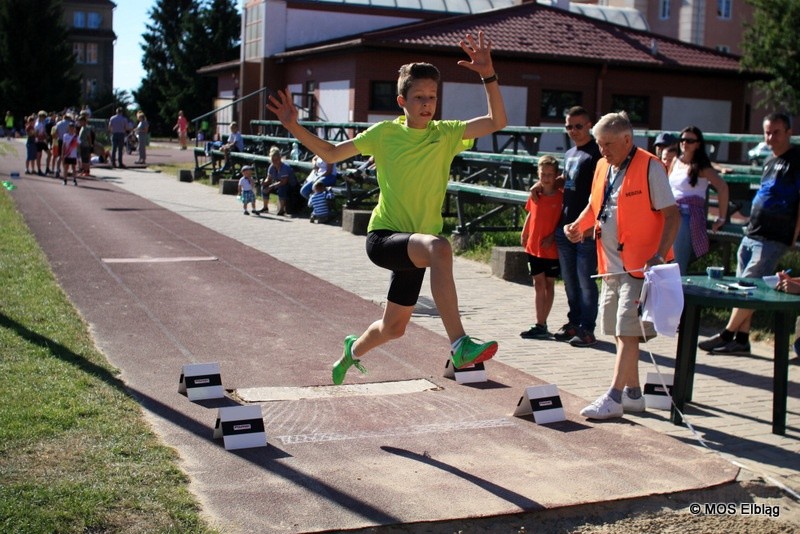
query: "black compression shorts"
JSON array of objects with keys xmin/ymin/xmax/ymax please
[{"xmin": 365, "ymin": 230, "xmax": 426, "ymax": 307}]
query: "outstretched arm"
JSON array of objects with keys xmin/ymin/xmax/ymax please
[
  {"xmin": 266, "ymin": 89, "xmax": 359, "ymax": 163},
  {"xmin": 460, "ymin": 31, "xmax": 508, "ymax": 140}
]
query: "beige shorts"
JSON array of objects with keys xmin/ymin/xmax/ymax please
[{"xmin": 599, "ymin": 275, "xmax": 656, "ymax": 340}]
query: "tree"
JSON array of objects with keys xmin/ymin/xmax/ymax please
[
  {"xmin": 134, "ymin": 0, "xmax": 194, "ymax": 134},
  {"xmin": 134, "ymin": 0, "xmax": 240, "ymax": 135},
  {"xmin": 203, "ymin": 0, "xmax": 241, "ymax": 65},
  {"xmin": 0, "ymin": 0, "xmax": 80, "ymax": 122},
  {"xmin": 742, "ymin": 0, "xmax": 800, "ymax": 114}
]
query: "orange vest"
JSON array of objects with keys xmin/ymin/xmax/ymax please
[{"xmin": 587, "ymin": 147, "xmax": 673, "ymax": 278}]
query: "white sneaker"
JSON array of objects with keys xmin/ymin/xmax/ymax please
[
  {"xmin": 622, "ymin": 390, "xmax": 646, "ymax": 413},
  {"xmin": 580, "ymin": 394, "xmax": 623, "ymax": 420}
]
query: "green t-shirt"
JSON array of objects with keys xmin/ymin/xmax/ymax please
[{"xmin": 354, "ymin": 116, "xmax": 471, "ymax": 234}]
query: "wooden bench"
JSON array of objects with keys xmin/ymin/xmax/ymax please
[{"xmin": 445, "ymin": 181, "xmax": 528, "ymax": 243}]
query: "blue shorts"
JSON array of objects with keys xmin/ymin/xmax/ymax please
[
  {"xmin": 737, "ymin": 236, "xmax": 788, "ymax": 278},
  {"xmin": 241, "ymin": 190, "xmax": 256, "ymax": 204}
]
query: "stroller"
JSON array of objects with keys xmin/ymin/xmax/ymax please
[{"xmin": 125, "ymin": 131, "xmax": 138, "ymax": 155}]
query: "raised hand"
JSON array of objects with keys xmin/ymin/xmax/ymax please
[
  {"xmin": 266, "ymin": 88, "xmax": 298, "ymax": 127},
  {"xmin": 456, "ymin": 31, "xmax": 495, "ymax": 78}
]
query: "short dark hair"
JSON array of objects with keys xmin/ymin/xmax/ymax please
[
  {"xmin": 764, "ymin": 112, "xmax": 792, "ymax": 130},
  {"xmin": 565, "ymin": 106, "xmax": 590, "ymax": 120},
  {"xmin": 397, "ymin": 63, "xmax": 440, "ymax": 99}
]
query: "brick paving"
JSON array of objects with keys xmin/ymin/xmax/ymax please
[{"xmin": 96, "ymin": 141, "xmax": 798, "ymax": 496}]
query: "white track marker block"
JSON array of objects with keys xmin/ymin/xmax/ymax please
[
  {"xmin": 443, "ymin": 359, "xmax": 487, "ymax": 384},
  {"xmin": 213, "ymin": 405, "xmax": 267, "ymax": 450},
  {"xmin": 513, "ymin": 384, "xmax": 566, "ymax": 424},
  {"xmin": 644, "ymin": 372, "xmax": 674, "ymax": 410},
  {"xmin": 179, "ymin": 362, "xmax": 225, "ymax": 401}
]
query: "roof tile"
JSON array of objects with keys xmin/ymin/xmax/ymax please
[{"xmin": 364, "ymin": 3, "xmax": 742, "ymax": 73}]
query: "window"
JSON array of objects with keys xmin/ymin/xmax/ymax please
[
  {"xmin": 659, "ymin": 0, "xmax": 670, "ymax": 19},
  {"xmin": 85, "ymin": 79, "xmax": 97, "ymax": 99},
  {"xmin": 541, "ymin": 90, "xmax": 581, "ymax": 120},
  {"xmin": 73, "ymin": 42, "xmax": 85, "ymax": 63},
  {"xmin": 302, "ymin": 81, "xmax": 317, "ymax": 121},
  {"xmin": 73, "ymin": 11, "xmax": 85, "ymax": 28},
  {"xmin": 611, "ymin": 94, "xmax": 649, "ymax": 124},
  {"xmin": 87, "ymin": 12, "xmax": 101, "ymax": 29},
  {"xmin": 86, "ymin": 43, "xmax": 98, "ymax": 64},
  {"xmin": 244, "ymin": 3, "xmax": 264, "ymax": 60},
  {"xmin": 370, "ymin": 81, "xmax": 397, "ymax": 112},
  {"xmin": 717, "ymin": 0, "xmax": 732, "ymax": 19}
]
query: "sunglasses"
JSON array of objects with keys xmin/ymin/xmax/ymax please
[
  {"xmin": 679, "ymin": 138, "xmax": 699, "ymax": 144},
  {"xmin": 565, "ymin": 123, "xmax": 586, "ymax": 131}
]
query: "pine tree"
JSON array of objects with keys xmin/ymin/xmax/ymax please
[
  {"xmin": 134, "ymin": 0, "xmax": 240, "ymax": 135},
  {"xmin": 135, "ymin": 0, "xmax": 195, "ymax": 134},
  {"xmin": 0, "ymin": 0, "xmax": 80, "ymax": 120},
  {"xmin": 204, "ymin": 0, "xmax": 241, "ymax": 65}
]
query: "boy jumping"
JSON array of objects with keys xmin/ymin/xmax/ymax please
[{"xmin": 267, "ymin": 31, "xmax": 507, "ymax": 384}]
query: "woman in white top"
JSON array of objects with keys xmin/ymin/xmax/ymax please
[{"xmin": 667, "ymin": 126, "xmax": 729, "ymax": 274}]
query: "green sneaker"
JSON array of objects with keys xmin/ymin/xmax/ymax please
[
  {"xmin": 332, "ymin": 335, "xmax": 367, "ymax": 385},
  {"xmin": 451, "ymin": 336, "xmax": 498, "ymax": 369}
]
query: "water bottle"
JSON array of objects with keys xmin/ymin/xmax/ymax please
[{"xmin": 290, "ymin": 142, "xmax": 300, "ymax": 161}]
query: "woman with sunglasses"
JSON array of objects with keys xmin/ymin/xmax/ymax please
[{"xmin": 666, "ymin": 126, "xmax": 730, "ymax": 274}]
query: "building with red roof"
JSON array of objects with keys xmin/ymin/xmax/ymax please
[{"xmin": 208, "ymin": 0, "xmax": 760, "ymax": 157}]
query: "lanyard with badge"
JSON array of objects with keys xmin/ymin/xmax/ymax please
[{"xmin": 597, "ymin": 146, "xmax": 637, "ymax": 224}]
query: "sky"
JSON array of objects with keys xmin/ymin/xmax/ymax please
[
  {"xmin": 113, "ymin": 1, "xmax": 242, "ymax": 97},
  {"xmin": 112, "ymin": 1, "xmax": 155, "ymax": 96}
]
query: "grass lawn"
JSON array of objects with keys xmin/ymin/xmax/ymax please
[{"xmin": 0, "ymin": 188, "xmax": 214, "ymax": 533}]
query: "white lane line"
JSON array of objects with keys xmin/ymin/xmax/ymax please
[
  {"xmin": 275, "ymin": 418, "xmax": 516, "ymax": 445},
  {"xmin": 101, "ymin": 256, "xmax": 218, "ymax": 263}
]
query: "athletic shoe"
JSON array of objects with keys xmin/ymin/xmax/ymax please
[
  {"xmin": 554, "ymin": 323, "xmax": 578, "ymax": 342},
  {"xmin": 332, "ymin": 335, "xmax": 367, "ymax": 385},
  {"xmin": 451, "ymin": 336, "xmax": 498, "ymax": 369},
  {"xmin": 519, "ymin": 324, "xmax": 549, "ymax": 339},
  {"xmin": 580, "ymin": 393, "xmax": 623, "ymax": 420},
  {"xmin": 569, "ymin": 329, "xmax": 597, "ymax": 347},
  {"xmin": 243, "ymin": 210, "xmax": 249, "ymax": 215},
  {"xmin": 698, "ymin": 333, "xmax": 728, "ymax": 352},
  {"xmin": 621, "ymin": 390, "xmax": 646, "ymax": 413},
  {"xmin": 710, "ymin": 340, "xmax": 751, "ymax": 355}
]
